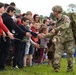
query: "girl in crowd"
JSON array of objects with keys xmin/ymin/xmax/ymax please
[{"xmin": 38, "ymin": 24, "xmax": 49, "ymax": 65}]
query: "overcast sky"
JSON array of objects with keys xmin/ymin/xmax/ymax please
[{"xmin": 0, "ymin": 0, "xmax": 76, "ymax": 16}]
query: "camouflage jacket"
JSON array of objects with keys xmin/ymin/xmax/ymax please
[
  {"xmin": 68, "ymin": 13, "xmax": 76, "ymax": 44},
  {"xmin": 54, "ymin": 15, "xmax": 74, "ymax": 43},
  {"xmin": 45, "ymin": 15, "xmax": 74, "ymax": 43}
]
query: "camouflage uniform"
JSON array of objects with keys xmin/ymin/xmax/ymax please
[
  {"xmin": 53, "ymin": 16, "xmax": 74, "ymax": 71},
  {"xmin": 53, "ymin": 5, "xmax": 75, "ymax": 72},
  {"xmin": 45, "ymin": 5, "xmax": 75, "ymax": 72},
  {"xmin": 68, "ymin": 13, "xmax": 76, "ymax": 44}
]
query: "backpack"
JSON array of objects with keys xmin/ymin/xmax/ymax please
[{"xmin": 68, "ymin": 13, "xmax": 76, "ymax": 44}]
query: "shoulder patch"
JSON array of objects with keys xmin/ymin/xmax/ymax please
[{"xmin": 64, "ymin": 15, "xmax": 70, "ymax": 23}]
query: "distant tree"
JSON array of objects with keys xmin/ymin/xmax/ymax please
[
  {"xmin": 49, "ymin": 12, "xmax": 56, "ymax": 21},
  {"xmin": 62, "ymin": 11, "xmax": 67, "ymax": 15},
  {"xmin": 44, "ymin": 16, "xmax": 48, "ymax": 19},
  {"xmin": 40, "ymin": 15, "xmax": 44, "ymax": 23},
  {"xmin": 67, "ymin": 4, "xmax": 76, "ymax": 13}
]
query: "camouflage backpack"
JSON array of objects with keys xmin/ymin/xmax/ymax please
[{"xmin": 68, "ymin": 13, "xmax": 76, "ymax": 44}]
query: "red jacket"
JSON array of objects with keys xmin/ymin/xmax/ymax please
[
  {"xmin": 0, "ymin": 28, "xmax": 3, "ymax": 35},
  {"xmin": 31, "ymin": 27, "xmax": 38, "ymax": 43},
  {"xmin": 0, "ymin": 16, "xmax": 9, "ymax": 35}
]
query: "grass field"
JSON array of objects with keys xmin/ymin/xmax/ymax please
[{"xmin": 0, "ymin": 58, "xmax": 76, "ymax": 75}]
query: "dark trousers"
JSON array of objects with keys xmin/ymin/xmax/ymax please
[
  {"xmin": 12, "ymin": 40, "xmax": 22, "ymax": 67},
  {"xmin": 0, "ymin": 37, "xmax": 10, "ymax": 70},
  {"xmin": 38, "ymin": 48, "xmax": 45, "ymax": 64},
  {"xmin": 17, "ymin": 42, "xmax": 26, "ymax": 68}
]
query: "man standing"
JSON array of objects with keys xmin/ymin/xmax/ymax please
[
  {"xmin": 0, "ymin": 2, "xmax": 14, "ymax": 71},
  {"xmin": 51, "ymin": 5, "xmax": 75, "ymax": 72}
]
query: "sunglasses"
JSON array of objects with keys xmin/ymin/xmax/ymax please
[{"xmin": 13, "ymin": 11, "xmax": 15, "ymax": 13}]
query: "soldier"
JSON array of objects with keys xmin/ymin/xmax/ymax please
[
  {"xmin": 44, "ymin": 5, "xmax": 75, "ymax": 72},
  {"xmin": 51, "ymin": 5, "xmax": 75, "ymax": 72}
]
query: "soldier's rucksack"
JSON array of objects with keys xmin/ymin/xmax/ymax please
[{"xmin": 68, "ymin": 13, "xmax": 76, "ymax": 44}]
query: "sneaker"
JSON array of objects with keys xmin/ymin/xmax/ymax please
[
  {"xmin": 12, "ymin": 66, "xmax": 19, "ymax": 70},
  {"xmin": 15, "ymin": 66, "xmax": 19, "ymax": 69},
  {"xmin": 29, "ymin": 63, "xmax": 33, "ymax": 67}
]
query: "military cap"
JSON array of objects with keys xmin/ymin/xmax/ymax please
[{"xmin": 52, "ymin": 5, "xmax": 63, "ymax": 13}]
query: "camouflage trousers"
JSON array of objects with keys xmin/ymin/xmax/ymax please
[{"xmin": 53, "ymin": 40, "xmax": 75, "ymax": 71}]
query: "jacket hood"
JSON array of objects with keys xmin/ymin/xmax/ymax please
[{"xmin": 2, "ymin": 13, "xmax": 11, "ymax": 18}]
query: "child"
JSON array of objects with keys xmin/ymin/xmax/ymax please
[
  {"xmin": 16, "ymin": 17, "xmax": 30, "ymax": 68},
  {"xmin": 22, "ymin": 17, "xmax": 31, "ymax": 67},
  {"xmin": 47, "ymin": 21, "xmax": 56, "ymax": 66},
  {"xmin": 38, "ymin": 24, "xmax": 49, "ymax": 65},
  {"xmin": 22, "ymin": 19, "xmax": 39, "ymax": 67},
  {"xmin": 31, "ymin": 23, "xmax": 40, "ymax": 63},
  {"xmin": 31, "ymin": 23, "xmax": 39, "ymax": 43}
]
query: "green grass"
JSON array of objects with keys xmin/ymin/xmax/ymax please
[{"xmin": 0, "ymin": 58, "xmax": 76, "ymax": 75}]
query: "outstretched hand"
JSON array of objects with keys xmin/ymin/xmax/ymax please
[
  {"xmin": 57, "ymin": 31, "xmax": 61, "ymax": 35},
  {"xmin": 38, "ymin": 33, "xmax": 45, "ymax": 39},
  {"xmin": 7, "ymin": 31, "xmax": 14, "ymax": 39},
  {"xmin": 35, "ymin": 43, "xmax": 40, "ymax": 48},
  {"xmin": 26, "ymin": 32, "xmax": 32, "ymax": 37},
  {"xmin": 2, "ymin": 31, "xmax": 6, "ymax": 38},
  {"xmin": 51, "ymin": 29, "xmax": 55, "ymax": 34}
]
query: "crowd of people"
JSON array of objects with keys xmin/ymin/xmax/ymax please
[{"xmin": 0, "ymin": 2, "xmax": 76, "ymax": 73}]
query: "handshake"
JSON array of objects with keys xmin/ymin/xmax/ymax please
[
  {"xmin": 26, "ymin": 32, "xmax": 45, "ymax": 39},
  {"xmin": 51, "ymin": 29, "xmax": 61, "ymax": 35}
]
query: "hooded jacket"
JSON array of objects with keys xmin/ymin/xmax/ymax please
[
  {"xmin": 2, "ymin": 13, "xmax": 37, "ymax": 37},
  {"xmin": 2, "ymin": 13, "xmax": 25, "ymax": 37}
]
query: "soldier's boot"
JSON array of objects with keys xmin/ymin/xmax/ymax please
[
  {"xmin": 67, "ymin": 69, "xmax": 73, "ymax": 72},
  {"xmin": 67, "ymin": 67, "xmax": 73, "ymax": 72},
  {"xmin": 67, "ymin": 63, "xmax": 73, "ymax": 72},
  {"xmin": 53, "ymin": 63, "xmax": 60, "ymax": 72},
  {"xmin": 54, "ymin": 67, "xmax": 60, "ymax": 72}
]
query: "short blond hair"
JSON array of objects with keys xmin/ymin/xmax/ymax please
[{"xmin": 25, "ymin": 11, "xmax": 32, "ymax": 16}]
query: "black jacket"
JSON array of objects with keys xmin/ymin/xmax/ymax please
[
  {"xmin": 2, "ymin": 13, "xmax": 37, "ymax": 37},
  {"xmin": 2, "ymin": 13, "xmax": 26, "ymax": 37}
]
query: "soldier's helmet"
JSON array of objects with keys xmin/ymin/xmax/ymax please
[{"xmin": 52, "ymin": 5, "xmax": 63, "ymax": 13}]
